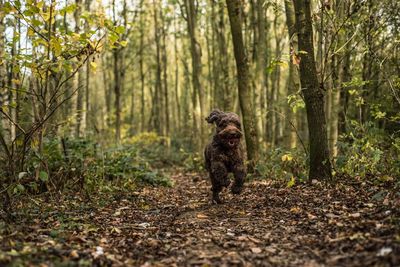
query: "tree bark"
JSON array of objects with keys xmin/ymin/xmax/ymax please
[
  {"xmin": 139, "ymin": 0, "xmax": 146, "ymax": 132},
  {"xmin": 160, "ymin": 6, "xmax": 169, "ymax": 136},
  {"xmin": 254, "ymin": 0, "xmax": 267, "ymax": 141},
  {"xmin": 293, "ymin": 0, "xmax": 332, "ymax": 180},
  {"xmin": 74, "ymin": 0, "xmax": 84, "ymax": 137},
  {"xmin": 226, "ymin": 0, "xmax": 259, "ymax": 169},
  {"xmin": 216, "ymin": 0, "xmax": 231, "ymax": 111},
  {"xmin": 284, "ymin": 0, "xmax": 300, "ymax": 148},
  {"xmin": 183, "ymin": 0, "xmax": 206, "ymax": 149},
  {"xmin": 113, "ymin": 48, "xmax": 121, "ymax": 142},
  {"xmin": 84, "ymin": 0, "xmax": 93, "ymax": 134},
  {"xmin": 173, "ymin": 14, "xmax": 181, "ymax": 132},
  {"xmin": 152, "ymin": 0, "xmax": 162, "ymax": 134}
]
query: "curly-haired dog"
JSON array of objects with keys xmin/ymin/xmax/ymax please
[{"xmin": 204, "ymin": 109, "xmax": 246, "ymax": 204}]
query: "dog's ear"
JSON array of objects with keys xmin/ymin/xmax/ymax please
[{"xmin": 205, "ymin": 109, "xmax": 224, "ymax": 125}]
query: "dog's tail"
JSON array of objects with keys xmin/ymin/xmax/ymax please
[{"xmin": 205, "ymin": 109, "xmax": 224, "ymax": 124}]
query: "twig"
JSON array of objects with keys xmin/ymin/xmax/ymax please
[
  {"xmin": 10, "ymin": 2, "xmax": 49, "ymax": 42},
  {"xmin": 0, "ymin": 132, "xmax": 11, "ymax": 159},
  {"xmin": 0, "ymin": 108, "xmax": 26, "ymax": 135},
  {"xmin": 268, "ymin": 109, "xmax": 309, "ymax": 155}
]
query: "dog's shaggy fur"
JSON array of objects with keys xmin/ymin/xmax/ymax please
[{"xmin": 204, "ymin": 109, "xmax": 246, "ymax": 203}]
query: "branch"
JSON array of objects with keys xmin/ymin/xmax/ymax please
[
  {"xmin": 269, "ymin": 109, "xmax": 309, "ymax": 156},
  {"xmin": 0, "ymin": 108, "xmax": 26, "ymax": 135},
  {"xmin": 10, "ymin": 2, "xmax": 49, "ymax": 42},
  {"xmin": 0, "ymin": 132, "xmax": 11, "ymax": 159}
]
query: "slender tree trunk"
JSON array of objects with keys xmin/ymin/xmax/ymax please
[
  {"xmin": 113, "ymin": 48, "xmax": 121, "ymax": 143},
  {"xmin": 101, "ymin": 54, "xmax": 112, "ymax": 128},
  {"xmin": 61, "ymin": 2, "xmax": 73, "ymax": 132},
  {"xmin": 139, "ymin": 0, "xmax": 146, "ymax": 132},
  {"xmin": 284, "ymin": 0, "xmax": 300, "ymax": 148},
  {"xmin": 160, "ymin": 7, "xmax": 169, "ymax": 136},
  {"xmin": 74, "ymin": 0, "xmax": 84, "ymax": 137},
  {"xmin": 0, "ymin": 0, "xmax": 7, "ymax": 139},
  {"xmin": 226, "ymin": 0, "xmax": 259, "ymax": 169},
  {"xmin": 184, "ymin": 0, "xmax": 206, "ymax": 149},
  {"xmin": 205, "ymin": 10, "xmax": 213, "ymax": 112},
  {"xmin": 181, "ymin": 44, "xmax": 192, "ymax": 138},
  {"xmin": 338, "ymin": 42, "xmax": 351, "ymax": 136},
  {"xmin": 84, "ymin": 0, "xmax": 93, "ymax": 134},
  {"xmin": 254, "ymin": 0, "xmax": 267, "ymax": 141},
  {"xmin": 217, "ymin": 0, "xmax": 231, "ymax": 111},
  {"xmin": 129, "ymin": 72, "xmax": 135, "ymax": 136},
  {"xmin": 153, "ymin": 0, "xmax": 162, "ymax": 134},
  {"xmin": 7, "ymin": 21, "xmax": 17, "ymax": 142},
  {"xmin": 173, "ymin": 15, "xmax": 181, "ymax": 133},
  {"xmin": 293, "ymin": 0, "xmax": 332, "ymax": 180}
]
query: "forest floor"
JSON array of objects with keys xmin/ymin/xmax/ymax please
[{"xmin": 1, "ymin": 170, "xmax": 399, "ymax": 266}]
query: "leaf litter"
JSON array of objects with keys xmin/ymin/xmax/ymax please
[{"xmin": 0, "ymin": 170, "xmax": 399, "ymax": 266}]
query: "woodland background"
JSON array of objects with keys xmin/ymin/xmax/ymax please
[{"xmin": 0, "ymin": 0, "xmax": 399, "ymax": 265}]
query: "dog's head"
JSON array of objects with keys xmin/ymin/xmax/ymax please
[{"xmin": 206, "ymin": 109, "xmax": 243, "ymax": 149}]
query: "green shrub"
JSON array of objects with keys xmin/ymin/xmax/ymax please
[
  {"xmin": 335, "ymin": 121, "xmax": 400, "ymax": 180},
  {"xmin": 3, "ymin": 133, "xmax": 175, "ymax": 201},
  {"xmin": 254, "ymin": 148, "xmax": 308, "ymax": 186}
]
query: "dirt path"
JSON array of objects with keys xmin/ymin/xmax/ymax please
[{"xmin": 1, "ymin": 171, "xmax": 399, "ymax": 266}]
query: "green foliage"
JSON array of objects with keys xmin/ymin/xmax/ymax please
[
  {"xmin": 254, "ymin": 148, "xmax": 308, "ymax": 185},
  {"xmin": 2, "ymin": 134, "xmax": 174, "ymax": 201},
  {"xmin": 335, "ymin": 121, "xmax": 400, "ymax": 180},
  {"xmin": 181, "ymin": 151, "xmax": 204, "ymax": 172},
  {"xmin": 287, "ymin": 93, "xmax": 305, "ymax": 113}
]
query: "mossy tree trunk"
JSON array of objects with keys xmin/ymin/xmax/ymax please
[{"xmin": 293, "ymin": 0, "xmax": 332, "ymax": 180}]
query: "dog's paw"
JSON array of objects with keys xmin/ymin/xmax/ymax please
[
  {"xmin": 222, "ymin": 179, "xmax": 231, "ymax": 187},
  {"xmin": 212, "ymin": 193, "xmax": 223, "ymax": 204},
  {"xmin": 212, "ymin": 198, "xmax": 223, "ymax": 204},
  {"xmin": 231, "ymin": 184, "xmax": 243, "ymax": 195}
]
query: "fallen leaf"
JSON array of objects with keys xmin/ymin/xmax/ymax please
[
  {"xmin": 377, "ymin": 247, "xmax": 392, "ymax": 256},
  {"xmin": 70, "ymin": 250, "xmax": 79, "ymax": 258},
  {"xmin": 196, "ymin": 213, "xmax": 208, "ymax": 219},
  {"xmin": 251, "ymin": 247, "xmax": 262, "ymax": 254},
  {"xmin": 290, "ymin": 206, "xmax": 301, "ymax": 213}
]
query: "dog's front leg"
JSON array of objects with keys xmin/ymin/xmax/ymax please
[
  {"xmin": 210, "ymin": 161, "xmax": 228, "ymax": 204},
  {"xmin": 231, "ymin": 164, "xmax": 246, "ymax": 195}
]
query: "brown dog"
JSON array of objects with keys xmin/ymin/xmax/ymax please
[{"xmin": 204, "ymin": 110, "xmax": 246, "ymax": 203}]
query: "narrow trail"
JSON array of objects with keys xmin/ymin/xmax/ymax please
[
  {"xmin": 1, "ymin": 171, "xmax": 399, "ymax": 266},
  {"xmin": 92, "ymin": 171, "xmax": 399, "ymax": 266}
]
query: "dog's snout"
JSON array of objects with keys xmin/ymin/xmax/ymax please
[{"xmin": 219, "ymin": 124, "xmax": 242, "ymax": 139}]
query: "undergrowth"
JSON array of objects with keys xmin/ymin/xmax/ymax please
[
  {"xmin": 254, "ymin": 122, "xmax": 400, "ymax": 188},
  {"xmin": 1, "ymin": 133, "xmax": 180, "ymax": 214},
  {"xmin": 2, "ymin": 123, "xmax": 399, "ymax": 216}
]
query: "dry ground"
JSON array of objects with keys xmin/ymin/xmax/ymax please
[{"xmin": 1, "ymin": 171, "xmax": 399, "ymax": 266}]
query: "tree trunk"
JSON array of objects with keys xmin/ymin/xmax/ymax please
[
  {"xmin": 160, "ymin": 6, "xmax": 169, "ymax": 136},
  {"xmin": 139, "ymin": 0, "xmax": 146, "ymax": 132},
  {"xmin": 293, "ymin": 0, "xmax": 332, "ymax": 180},
  {"xmin": 113, "ymin": 48, "xmax": 121, "ymax": 143},
  {"xmin": 184, "ymin": 0, "xmax": 206, "ymax": 149},
  {"xmin": 173, "ymin": 15, "xmax": 181, "ymax": 133},
  {"xmin": 338, "ymin": 42, "xmax": 351, "ymax": 136},
  {"xmin": 216, "ymin": 0, "xmax": 231, "ymax": 111},
  {"xmin": 254, "ymin": 0, "xmax": 267, "ymax": 142},
  {"xmin": 152, "ymin": 0, "xmax": 162, "ymax": 134},
  {"xmin": 74, "ymin": 0, "xmax": 84, "ymax": 138},
  {"xmin": 284, "ymin": 0, "xmax": 300, "ymax": 148},
  {"xmin": 226, "ymin": 0, "xmax": 259, "ymax": 169},
  {"xmin": 84, "ymin": 0, "xmax": 93, "ymax": 134}
]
